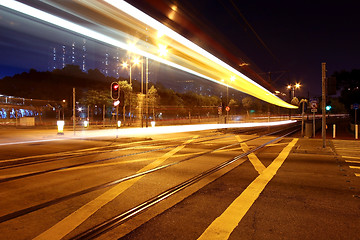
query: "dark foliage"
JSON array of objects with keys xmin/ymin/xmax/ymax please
[{"xmin": 0, "ymin": 65, "xmax": 122, "ymax": 101}]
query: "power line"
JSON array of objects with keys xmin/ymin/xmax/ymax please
[{"xmin": 228, "ymin": 0, "xmax": 281, "ymax": 64}]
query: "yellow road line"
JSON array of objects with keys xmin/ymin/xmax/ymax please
[
  {"xmin": 349, "ymin": 166, "xmax": 360, "ymax": 169},
  {"xmin": 197, "ymin": 138, "xmax": 298, "ymax": 240},
  {"xmin": 236, "ymin": 135, "xmax": 266, "ymax": 174},
  {"xmin": 33, "ymin": 136, "xmax": 198, "ymax": 240},
  {"xmin": 343, "ymin": 156, "xmax": 360, "ymax": 160},
  {"xmin": 266, "ymin": 142, "xmax": 289, "ymax": 147},
  {"xmin": 345, "ymin": 160, "xmax": 360, "ymax": 164}
]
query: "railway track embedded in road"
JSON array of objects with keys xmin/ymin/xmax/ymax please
[{"xmin": 0, "ymin": 123, "xmax": 300, "ymax": 234}]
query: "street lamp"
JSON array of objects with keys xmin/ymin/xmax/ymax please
[
  {"xmin": 122, "ymin": 57, "xmax": 141, "ymax": 125},
  {"xmin": 287, "ymin": 83, "xmax": 301, "ymax": 100},
  {"xmin": 221, "ymin": 77, "xmax": 235, "ymax": 123},
  {"xmin": 287, "ymin": 83, "xmax": 301, "ymax": 120},
  {"xmin": 158, "ymin": 44, "xmax": 168, "ymax": 57}
]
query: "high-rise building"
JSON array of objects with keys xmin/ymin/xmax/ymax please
[{"xmin": 49, "ymin": 39, "xmax": 87, "ymax": 71}]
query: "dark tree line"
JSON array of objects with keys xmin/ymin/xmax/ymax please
[
  {"xmin": 0, "ymin": 65, "xmax": 118, "ymax": 101},
  {"xmin": 0, "ymin": 64, "xmax": 314, "ymax": 120}
]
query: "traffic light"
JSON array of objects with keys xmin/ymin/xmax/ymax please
[
  {"xmin": 326, "ymin": 101, "xmax": 332, "ymax": 111},
  {"xmin": 111, "ymin": 82, "xmax": 120, "ymax": 100}
]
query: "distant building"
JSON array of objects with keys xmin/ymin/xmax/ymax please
[
  {"xmin": 49, "ymin": 39, "xmax": 87, "ymax": 72},
  {"xmin": 49, "ymin": 40, "xmax": 128, "ymax": 79}
]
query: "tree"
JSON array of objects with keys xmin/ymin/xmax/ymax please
[
  {"xmin": 242, "ymin": 96, "xmax": 253, "ymax": 117},
  {"xmin": 335, "ymin": 69, "xmax": 360, "ymax": 112},
  {"xmin": 147, "ymin": 86, "xmax": 159, "ymax": 120},
  {"xmin": 79, "ymin": 90, "xmax": 112, "ymax": 120},
  {"xmin": 118, "ymin": 80, "xmax": 132, "ymax": 123}
]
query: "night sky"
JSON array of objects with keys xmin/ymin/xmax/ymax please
[
  {"xmin": 128, "ymin": 0, "xmax": 360, "ymax": 97},
  {"xmin": 1, "ymin": 0, "xmax": 359, "ymax": 98}
]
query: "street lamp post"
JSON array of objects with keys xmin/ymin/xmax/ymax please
[
  {"xmin": 287, "ymin": 83, "xmax": 301, "ymax": 119},
  {"xmin": 222, "ymin": 77, "xmax": 235, "ymax": 124},
  {"xmin": 122, "ymin": 57, "xmax": 140, "ymax": 125}
]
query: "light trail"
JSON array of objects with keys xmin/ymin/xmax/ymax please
[
  {"xmin": 0, "ymin": 0, "xmax": 297, "ymax": 109},
  {"xmin": 0, "ymin": 120, "xmax": 296, "ymax": 146}
]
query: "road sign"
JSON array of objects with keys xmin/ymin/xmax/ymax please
[
  {"xmin": 311, "ymin": 109, "xmax": 317, "ymax": 113},
  {"xmin": 353, "ymin": 103, "xmax": 359, "ymax": 110},
  {"xmin": 310, "ymin": 101, "xmax": 318, "ymax": 109},
  {"xmin": 225, "ymin": 106, "xmax": 230, "ymax": 112}
]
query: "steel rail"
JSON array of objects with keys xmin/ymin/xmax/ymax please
[
  {"xmin": 0, "ymin": 127, "xmax": 268, "ymax": 182},
  {"xmin": 70, "ymin": 127, "xmax": 299, "ymax": 240},
  {"xmin": 0, "ymin": 125, "xmax": 297, "ymax": 224}
]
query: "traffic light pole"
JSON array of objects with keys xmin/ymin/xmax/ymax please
[
  {"xmin": 73, "ymin": 87, "xmax": 76, "ymax": 135},
  {"xmin": 146, "ymin": 57, "xmax": 149, "ymax": 128},
  {"xmin": 322, "ymin": 63, "xmax": 326, "ymax": 148}
]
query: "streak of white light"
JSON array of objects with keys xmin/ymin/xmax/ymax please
[
  {"xmin": 104, "ymin": 0, "xmax": 275, "ymax": 97},
  {"xmin": 0, "ymin": 120, "xmax": 296, "ymax": 146},
  {"xmin": 1, "ymin": 0, "xmax": 295, "ymax": 108},
  {"xmin": 0, "ymin": 0, "xmax": 215, "ymax": 83}
]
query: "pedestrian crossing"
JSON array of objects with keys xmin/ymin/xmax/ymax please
[{"xmin": 332, "ymin": 140, "xmax": 360, "ymax": 177}]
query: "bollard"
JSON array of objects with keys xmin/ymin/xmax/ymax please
[
  {"xmin": 83, "ymin": 120, "xmax": 89, "ymax": 128},
  {"xmin": 151, "ymin": 121, "xmax": 156, "ymax": 127},
  {"xmin": 57, "ymin": 120, "xmax": 64, "ymax": 135},
  {"xmin": 333, "ymin": 124, "xmax": 336, "ymax": 138},
  {"xmin": 117, "ymin": 120, "xmax": 121, "ymax": 128},
  {"xmin": 356, "ymin": 124, "xmax": 358, "ymax": 140}
]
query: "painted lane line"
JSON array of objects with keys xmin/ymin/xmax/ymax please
[
  {"xmin": 33, "ymin": 136, "xmax": 198, "ymax": 240},
  {"xmin": 197, "ymin": 138, "xmax": 298, "ymax": 240},
  {"xmin": 236, "ymin": 135, "xmax": 266, "ymax": 174},
  {"xmin": 344, "ymin": 158, "xmax": 360, "ymax": 163}
]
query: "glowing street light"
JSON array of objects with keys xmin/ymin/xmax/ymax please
[
  {"xmin": 287, "ymin": 83, "xmax": 301, "ymax": 101},
  {"xmin": 133, "ymin": 56, "xmax": 141, "ymax": 65},
  {"xmin": 121, "ymin": 61, "xmax": 128, "ymax": 69},
  {"xmin": 158, "ymin": 44, "xmax": 168, "ymax": 57}
]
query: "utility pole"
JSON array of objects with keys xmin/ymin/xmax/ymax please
[
  {"xmin": 146, "ymin": 57, "xmax": 149, "ymax": 128},
  {"xmin": 141, "ymin": 56, "xmax": 144, "ymax": 128},
  {"xmin": 73, "ymin": 87, "xmax": 75, "ymax": 135},
  {"xmin": 129, "ymin": 62, "xmax": 132, "ymax": 125},
  {"xmin": 322, "ymin": 63, "xmax": 326, "ymax": 148}
]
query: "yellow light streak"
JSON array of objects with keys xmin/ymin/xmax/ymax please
[
  {"xmin": 158, "ymin": 44, "xmax": 168, "ymax": 57},
  {"xmin": 0, "ymin": 0, "xmax": 297, "ymax": 109}
]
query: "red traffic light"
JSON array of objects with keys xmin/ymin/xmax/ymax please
[{"xmin": 111, "ymin": 82, "xmax": 120, "ymax": 100}]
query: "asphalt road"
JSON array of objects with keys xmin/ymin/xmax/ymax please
[{"xmin": 0, "ymin": 126, "xmax": 359, "ymax": 240}]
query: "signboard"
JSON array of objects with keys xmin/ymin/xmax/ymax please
[{"xmin": 310, "ymin": 99, "xmax": 318, "ymax": 109}]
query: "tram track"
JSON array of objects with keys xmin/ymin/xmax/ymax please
[
  {"xmin": 70, "ymin": 126, "xmax": 299, "ymax": 240},
  {"xmin": 0, "ymin": 124, "xmax": 281, "ymax": 170},
  {"xmin": 0, "ymin": 127, "xmax": 271, "ymax": 183},
  {"xmin": 0, "ymin": 124, "xmax": 299, "ymax": 227}
]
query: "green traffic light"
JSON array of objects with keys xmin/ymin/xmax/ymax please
[{"xmin": 326, "ymin": 105, "xmax": 332, "ymax": 111}]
